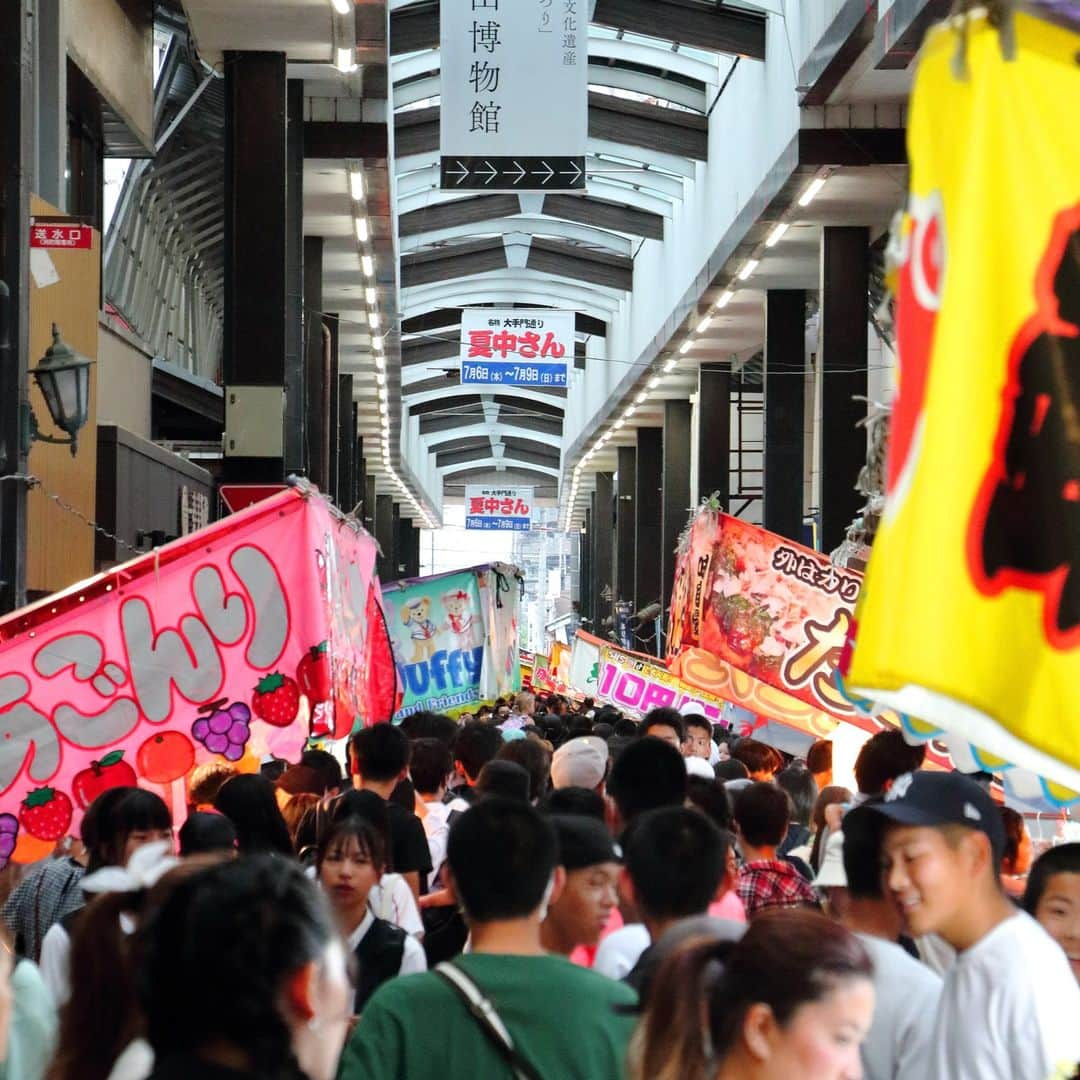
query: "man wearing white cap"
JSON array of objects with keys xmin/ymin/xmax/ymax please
[
  {"xmin": 815, "ymin": 812, "xmax": 942, "ymax": 1080},
  {"xmin": 550, "ymin": 736, "xmax": 609, "ymax": 793}
]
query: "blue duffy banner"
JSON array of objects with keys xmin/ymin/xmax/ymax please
[{"xmin": 381, "ymin": 570, "xmax": 486, "ymax": 717}]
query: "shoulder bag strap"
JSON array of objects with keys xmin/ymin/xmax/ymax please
[{"xmin": 433, "ymin": 962, "xmax": 545, "ymax": 1080}]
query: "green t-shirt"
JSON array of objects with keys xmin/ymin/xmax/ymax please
[{"xmin": 337, "ymin": 953, "xmax": 637, "ymax": 1080}]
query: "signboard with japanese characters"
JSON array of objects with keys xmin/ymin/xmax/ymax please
[
  {"xmin": 440, "ymin": 0, "xmax": 587, "ymax": 191},
  {"xmin": 460, "ymin": 308, "xmax": 571, "ymax": 387},
  {"xmin": 29, "ymin": 220, "xmax": 92, "ymax": 250},
  {"xmin": 465, "ymin": 486, "xmax": 534, "ymax": 531}
]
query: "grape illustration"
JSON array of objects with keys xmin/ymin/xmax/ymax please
[
  {"xmin": 0, "ymin": 814, "xmax": 18, "ymax": 869},
  {"xmin": 193, "ymin": 700, "xmax": 252, "ymax": 762}
]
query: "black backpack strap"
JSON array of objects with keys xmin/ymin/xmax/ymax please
[{"xmin": 433, "ymin": 962, "xmax": 545, "ymax": 1080}]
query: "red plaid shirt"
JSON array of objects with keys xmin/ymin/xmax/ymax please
[{"xmin": 737, "ymin": 859, "xmax": 819, "ymax": 916}]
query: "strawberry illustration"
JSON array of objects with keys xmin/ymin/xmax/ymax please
[
  {"xmin": 20, "ymin": 788, "xmax": 73, "ymax": 842},
  {"xmin": 252, "ymin": 672, "xmax": 301, "ymax": 727}
]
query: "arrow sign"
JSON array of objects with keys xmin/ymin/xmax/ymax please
[{"xmin": 439, "ymin": 156, "xmax": 586, "ymax": 193}]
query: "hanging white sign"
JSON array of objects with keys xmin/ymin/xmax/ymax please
[
  {"xmin": 459, "ymin": 308, "xmax": 572, "ymax": 388},
  {"xmin": 440, "ymin": 0, "xmax": 587, "ymax": 192}
]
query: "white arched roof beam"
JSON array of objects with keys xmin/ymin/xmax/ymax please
[
  {"xmin": 405, "ymin": 385, "xmax": 566, "ymax": 411},
  {"xmin": 401, "ymin": 216, "xmax": 635, "ymax": 257},
  {"xmin": 588, "ymin": 26, "xmax": 722, "ymax": 76},
  {"xmin": 441, "ymin": 458, "xmax": 561, "ymax": 479},
  {"xmin": 588, "ymin": 139, "xmax": 696, "ymax": 180},
  {"xmin": 403, "ymin": 267, "xmax": 629, "ymax": 304},
  {"xmin": 402, "ymin": 279, "xmax": 625, "ymax": 317},
  {"xmin": 391, "ymin": 48, "xmax": 440, "ymax": 85},
  {"xmin": 584, "ymin": 178, "xmax": 676, "ymax": 217}
]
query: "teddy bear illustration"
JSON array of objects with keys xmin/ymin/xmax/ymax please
[
  {"xmin": 441, "ymin": 589, "xmax": 482, "ymax": 650},
  {"xmin": 402, "ymin": 597, "xmax": 438, "ymax": 662}
]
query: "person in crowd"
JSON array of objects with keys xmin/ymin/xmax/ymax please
[
  {"xmin": 496, "ymin": 737, "xmax": 552, "ymax": 803},
  {"xmin": 776, "ymin": 765, "xmax": 818, "ymax": 860},
  {"xmin": 275, "ymin": 766, "xmax": 325, "ymax": 806},
  {"xmin": 540, "ymin": 786, "xmax": 607, "ymax": 822},
  {"xmin": 853, "ymin": 730, "xmax": 926, "ymax": 799},
  {"xmin": 807, "ymin": 738, "xmax": 834, "ymax": 790},
  {"xmin": 502, "ymin": 691, "xmax": 536, "ymax": 731},
  {"xmin": 213, "ymin": 774, "xmax": 293, "ymax": 858},
  {"xmin": 820, "ymin": 806, "xmax": 943, "ymax": 1080},
  {"xmin": 187, "ymin": 762, "xmax": 239, "ymax": 813},
  {"xmin": 629, "ymin": 908, "xmax": 874, "ymax": 1080},
  {"xmin": 339, "ymin": 799, "xmax": 636, "ymax": 1080},
  {"xmin": 139, "ymin": 857, "xmax": 350, "ymax": 1080},
  {"xmin": 446, "ymin": 721, "xmax": 503, "ymax": 808},
  {"xmin": 0, "ymin": 925, "xmax": 55, "ymax": 1080},
  {"xmin": 540, "ymin": 815, "xmax": 621, "ymax": 958},
  {"xmin": 317, "ymin": 815, "xmax": 426, "ymax": 1014},
  {"xmin": 685, "ymin": 775, "xmax": 733, "ymax": 832},
  {"xmin": 474, "ymin": 760, "xmax": 531, "ymax": 803},
  {"xmin": 612, "ymin": 717, "xmax": 638, "ymax": 738},
  {"xmin": 714, "ymin": 758, "xmax": 750, "ymax": 782},
  {"xmin": 3, "ymin": 786, "xmax": 131, "ymax": 962},
  {"xmin": 409, "ymin": 738, "xmax": 455, "ymax": 890},
  {"xmin": 730, "ymin": 738, "xmax": 782, "ymax": 782},
  {"xmin": 330, "ymin": 792, "xmax": 424, "ymax": 938},
  {"xmin": 999, "ymin": 806, "xmax": 1034, "ymax": 899},
  {"xmin": 619, "ymin": 808, "xmax": 735, "ymax": 995},
  {"xmin": 637, "ymin": 708, "xmax": 685, "ymax": 751},
  {"xmin": 681, "ymin": 715, "xmax": 714, "ymax": 761},
  {"xmin": 867, "ymin": 770, "xmax": 1080, "ymax": 1079},
  {"xmin": 1023, "ymin": 842, "xmax": 1079, "ymax": 983},
  {"xmin": 349, "ymin": 725, "xmax": 432, "ymax": 901},
  {"xmin": 281, "ymin": 793, "xmax": 320, "ymax": 849},
  {"xmin": 803, "ymin": 785, "xmax": 854, "ymax": 871},
  {"xmin": 177, "ymin": 811, "xmax": 237, "ymax": 858},
  {"xmin": 40, "ymin": 788, "xmax": 174, "ymax": 1006},
  {"xmin": 299, "ymin": 748, "xmax": 345, "ymax": 797},
  {"xmin": 550, "ymin": 735, "xmax": 608, "ymax": 793},
  {"xmin": 398, "ymin": 711, "xmax": 458, "ymax": 746},
  {"xmin": 606, "ymin": 737, "xmax": 687, "ymax": 834},
  {"xmin": 732, "ymin": 783, "xmax": 819, "ymax": 917}
]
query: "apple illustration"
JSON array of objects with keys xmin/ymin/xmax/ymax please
[{"xmin": 72, "ymin": 750, "xmax": 138, "ymax": 810}]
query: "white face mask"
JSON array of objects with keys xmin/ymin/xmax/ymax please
[{"xmin": 536, "ymin": 873, "xmax": 557, "ymax": 923}]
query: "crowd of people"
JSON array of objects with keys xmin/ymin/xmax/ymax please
[{"xmin": 0, "ymin": 689, "xmax": 1076, "ymax": 1080}]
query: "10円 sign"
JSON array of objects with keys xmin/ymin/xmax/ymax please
[
  {"xmin": 460, "ymin": 308, "xmax": 571, "ymax": 387},
  {"xmin": 465, "ymin": 486, "xmax": 534, "ymax": 531},
  {"xmin": 440, "ymin": 0, "xmax": 587, "ymax": 192}
]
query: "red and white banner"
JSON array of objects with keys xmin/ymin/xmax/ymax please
[{"xmin": 30, "ymin": 221, "xmax": 92, "ymax": 250}]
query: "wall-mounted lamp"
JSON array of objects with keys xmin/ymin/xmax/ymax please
[{"xmin": 22, "ymin": 325, "xmax": 93, "ymax": 457}]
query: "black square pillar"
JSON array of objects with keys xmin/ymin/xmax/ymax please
[
  {"xmin": 580, "ymin": 509, "xmax": 593, "ymax": 627},
  {"xmin": 820, "ymin": 227, "xmax": 870, "ymax": 552},
  {"xmin": 303, "ymin": 236, "xmax": 327, "ymax": 490},
  {"xmin": 661, "ymin": 401, "xmax": 692, "ymax": 619},
  {"xmin": 375, "ymin": 493, "xmax": 394, "ymax": 582},
  {"xmin": 284, "ymin": 79, "xmax": 305, "ymax": 475},
  {"xmin": 615, "ymin": 446, "xmax": 636, "ymax": 606},
  {"xmin": 592, "ymin": 472, "xmax": 615, "ymax": 632},
  {"xmin": 764, "ymin": 290, "xmax": 806, "ymax": 540},
  {"xmin": 635, "ymin": 428, "xmax": 663, "ymax": 613},
  {"xmin": 363, "ymin": 475, "xmax": 376, "ymax": 534},
  {"xmin": 697, "ymin": 364, "xmax": 731, "ymax": 508},
  {"xmin": 337, "ymin": 374, "xmax": 354, "ymax": 508},
  {"xmin": 223, "ymin": 51, "xmax": 287, "ymax": 484}
]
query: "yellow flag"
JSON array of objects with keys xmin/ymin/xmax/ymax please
[{"xmin": 848, "ymin": 10, "xmax": 1080, "ymax": 793}]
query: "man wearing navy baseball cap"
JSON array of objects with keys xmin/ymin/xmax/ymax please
[{"xmin": 859, "ymin": 771, "xmax": 1079, "ymax": 1080}]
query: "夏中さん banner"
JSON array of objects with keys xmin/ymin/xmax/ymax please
[
  {"xmin": 845, "ymin": 10, "xmax": 1080, "ymax": 799},
  {"xmin": 0, "ymin": 485, "xmax": 397, "ymax": 865},
  {"xmin": 382, "ymin": 563, "xmax": 522, "ymax": 718}
]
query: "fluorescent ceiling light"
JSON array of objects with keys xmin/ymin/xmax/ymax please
[
  {"xmin": 372, "ymin": 334, "xmax": 383, "ymax": 350},
  {"xmin": 737, "ymin": 259, "xmax": 759, "ymax": 281},
  {"xmin": 335, "ymin": 46, "xmax": 356, "ymax": 73},
  {"xmin": 696, "ymin": 315, "xmax": 712, "ymax": 333},
  {"xmin": 635, "ymin": 391, "xmax": 647, "ymax": 404},
  {"xmin": 374, "ymin": 353, "xmax": 385, "ymax": 370},
  {"xmin": 365, "ymin": 286, "xmax": 376, "ymax": 304},
  {"xmin": 765, "ymin": 222, "xmax": 789, "ymax": 247},
  {"xmin": 678, "ymin": 341, "xmax": 692, "ymax": 355},
  {"xmin": 624, "ymin": 406, "xmax": 636, "ymax": 418},
  {"xmin": 614, "ymin": 419, "xmax": 624, "ymax": 429},
  {"xmin": 375, "ymin": 371, "xmax": 384, "ymax": 386},
  {"xmin": 716, "ymin": 290, "xmax": 734, "ymax": 308},
  {"xmin": 331, "ymin": 0, "xmax": 351, "ymax": 13},
  {"xmin": 664, "ymin": 358, "xmax": 678, "ymax": 372},
  {"xmin": 648, "ymin": 375, "xmax": 661, "ymax": 389},
  {"xmin": 349, "ymin": 170, "xmax": 364, "ymax": 201},
  {"xmin": 355, "ymin": 217, "xmax": 369, "ymax": 242},
  {"xmin": 798, "ymin": 176, "xmax": 827, "ymax": 207},
  {"xmin": 362, "ymin": 255, "xmax": 374, "ymax": 277},
  {"xmin": 369, "ymin": 310, "xmax": 381, "ymax": 330}
]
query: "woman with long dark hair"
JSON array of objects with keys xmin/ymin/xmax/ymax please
[
  {"xmin": 138, "ymin": 857, "xmax": 350, "ymax": 1080},
  {"xmin": 630, "ymin": 908, "xmax": 874, "ymax": 1080},
  {"xmin": 213, "ymin": 775, "xmax": 293, "ymax": 857}
]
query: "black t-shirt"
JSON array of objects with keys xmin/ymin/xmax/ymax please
[{"xmin": 385, "ymin": 800, "xmax": 433, "ymax": 881}]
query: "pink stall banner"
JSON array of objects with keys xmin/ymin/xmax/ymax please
[{"xmin": 0, "ymin": 485, "xmax": 397, "ymax": 865}]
